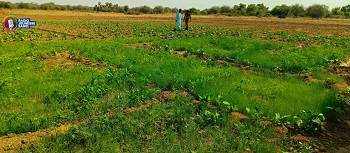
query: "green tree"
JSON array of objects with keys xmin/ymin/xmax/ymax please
[
  {"xmin": 231, "ymin": 5, "xmax": 241, "ymax": 16},
  {"xmin": 208, "ymin": 6, "xmax": 220, "ymax": 14},
  {"xmin": 306, "ymin": 4, "xmax": 329, "ymax": 19},
  {"xmin": 341, "ymin": 5, "xmax": 350, "ymax": 13},
  {"xmin": 40, "ymin": 2, "xmax": 55, "ymax": 10},
  {"xmin": 238, "ymin": 3, "xmax": 247, "ymax": 15},
  {"xmin": 163, "ymin": 7, "xmax": 171, "ymax": 13},
  {"xmin": 271, "ymin": 4, "xmax": 291, "ymax": 18},
  {"xmin": 189, "ymin": 8, "xmax": 200, "ymax": 15},
  {"xmin": 246, "ymin": 4, "xmax": 258, "ymax": 16},
  {"xmin": 200, "ymin": 8, "xmax": 208, "ymax": 15},
  {"xmin": 331, "ymin": 7, "xmax": 344, "ymax": 15},
  {"xmin": 153, "ymin": 5, "xmax": 164, "ymax": 14},
  {"xmin": 220, "ymin": 5, "xmax": 231, "ymax": 14},
  {"xmin": 256, "ymin": 3, "xmax": 270, "ymax": 17},
  {"xmin": 345, "ymin": 12, "xmax": 350, "ymax": 18},
  {"xmin": 139, "ymin": 5, "xmax": 151, "ymax": 13},
  {"xmin": 290, "ymin": 4, "xmax": 305, "ymax": 17},
  {"xmin": 124, "ymin": 5, "xmax": 129, "ymax": 12},
  {"xmin": 0, "ymin": 1, "xmax": 13, "ymax": 9}
]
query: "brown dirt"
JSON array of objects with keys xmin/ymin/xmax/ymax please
[
  {"xmin": 230, "ymin": 112, "xmax": 248, "ymax": 122},
  {"xmin": 42, "ymin": 51, "xmax": 117, "ymax": 72},
  {"xmin": 332, "ymin": 58, "xmax": 350, "ymax": 86},
  {"xmin": 0, "ymin": 123, "xmax": 75, "ymax": 152},
  {"xmin": 127, "ymin": 42, "xmax": 153, "ymax": 49},
  {"xmin": 312, "ymin": 105, "xmax": 350, "ymax": 152},
  {"xmin": 173, "ymin": 51, "xmax": 187, "ymax": 56}
]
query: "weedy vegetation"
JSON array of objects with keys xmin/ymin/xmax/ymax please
[{"xmin": 0, "ymin": 18, "xmax": 349, "ymax": 152}]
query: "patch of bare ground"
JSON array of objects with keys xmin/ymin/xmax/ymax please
[
  {"xmin": 173, "ymin": 51, "xmax": 188, "ymax": 56},
  {"xmin": 127, "ymin": 42, "xmax": 153, "ymax": 49},
  {"xmin": 0, "ymin": 123, "xmax": 76, "ymax": 152},
  {"xmin": 332, "ymin": 58, "xmax": 350, "ymax": 86},
  {"xmin": 41, "ymin": 51, "xmax": 117, "ymax": 72}
]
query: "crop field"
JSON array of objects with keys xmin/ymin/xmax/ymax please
[{"xmin": 1, "ymin": 9, "xmax": 350, "ymax": 152}]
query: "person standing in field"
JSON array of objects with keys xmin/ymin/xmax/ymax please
[
  {"xmin": 175, "ymin": 9, "xmax": 182, "ymax": 31},
  {"xmin": 184, "ymin": 10, "xmax": 191, "ymax": 30}
]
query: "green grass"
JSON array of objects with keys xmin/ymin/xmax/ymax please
[
  {"xmin": 24, "ymin": 94, "xmax": 282, "ymax": 152},
  {"xmin": 0, "ymin": 22, "xmax": 347, "ymax": 152},
  {"xmin": 153, "ymin": 36, "xmax": 348, "ymax": 73}
]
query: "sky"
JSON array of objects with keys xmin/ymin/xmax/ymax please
[{"xmin": 9, "ymin": 0, "xmax": 350, "ymax": 10}]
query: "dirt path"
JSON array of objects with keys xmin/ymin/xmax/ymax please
[{"xmin": 0, "ymin": 123, "xmax": 74, "ymax": 152}]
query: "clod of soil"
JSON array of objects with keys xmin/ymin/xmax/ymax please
[{"xmin": 230, "ymin": 112, "xmax": 248, "ymax": 122}]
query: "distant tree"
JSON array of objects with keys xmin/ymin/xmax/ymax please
[
  {"xmin": 231, "ymin": 5, "xmax": 241, "ymax": 16},
  {"xmin": 0, "ymin": 1, "xmax": 13, "ymax": 9},
  {"xmin": 124, "ymin": 5, "xmax": 129, "ymax": 12},
  {"xmin": 171, "ymin": 7, "xmax": 178, "ymax": 13},
  {"xmin": 208, "ymin": 6, "xmax": 220, "ymax": 14},
  {"xmin": 189, "ymin": 7, "xmax": 200, "ymax": 15},
  {"xmin": 40, "ymin": 2, "xmax": 55, "ymax": 10},
  {"xmin": 290, "ymin": 4, "xmax": 305, "ymax": 17},
  {"xmin": 306, "ymin": 4, "xmax": 329, "ymax": 19},
  {"xmin": 345, "ymin": 12, "xmax": 350, "ymax": 18},
  {"xmin": 200, "ymin": 8, "xmax": 208, "ymax": 15},
  {"xmin": 256, "ymin": 3, "xmax": 270, "ymax": 17},
  {"xmin": 271, "ymin": 4, "xmax": 290, "ymax": 18},
  {"xmin": 341, "ymin": 5, "xmax": 350, "ymax": 13},
  {"xmin": 331, "ymin": 7, "xmax": 344, "ymax": 15},
  {"xmin": 139, "ymin": 5, "xmax": 151, "ymax": 13},
  {"xmin": 113, "ymin": 4, "xmax": 123, "ymax": 13},
  {"xmin": 237, "ymin": 3, "xmax": 247, "ymax": 16},
  {"xmin": 163, "ymin": 7, "xmax": 171, "ymax": 13},
  {"xmin": 220, "ymin": 5, "xmax": 231, "ymax": 14},
  {"xmin": 246, "ymin": 4, "xmax": 258, "ymax": 16},
  {"xmin": 16, "ymin": 2, "xmax": 30, "ymax": 9},
  {"xmin": 153, "ymin": 5, "xmax": 164, "ymax": 14}
]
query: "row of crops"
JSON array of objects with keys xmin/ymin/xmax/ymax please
[
  {"xmin": 0, "ymin": 20, "xmax": 349, "ymax": 152},
  {"xmin": 1, "ymin": 21, "xmax": 350, "ymax": 48}
]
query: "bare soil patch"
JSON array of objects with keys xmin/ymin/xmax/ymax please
[
  {"xmin": 127, "ymin": 42, "xmax": 153, "ymax": 49},
  {"xmin": 42, "ymin": 51, "xmax": 117, "ymax": 71},
  {"xmin": 0, "ymin": 123, "xmax": 74, "ymax": 152}
]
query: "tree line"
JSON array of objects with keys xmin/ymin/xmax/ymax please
[{"xmin": 1, "ymin": 1, "xmax": 350, "ymax": 19}]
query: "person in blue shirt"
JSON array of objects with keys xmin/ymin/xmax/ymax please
[{"xmin": 175, "ymin": 9, "xmax": 182, "ymax": 31}]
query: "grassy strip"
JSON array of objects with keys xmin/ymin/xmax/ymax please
[
  {"xmin": 153, "ymin": 36, "xmax": 348, "ymax": 73},
  {"xmin": 24, "ymin": 94, "xmax": 282, "ymax": 152},
  {"xmin": 0, "ymin": 39, "xmax": 340, "ymax": 135}
]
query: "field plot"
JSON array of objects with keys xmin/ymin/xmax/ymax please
[{"xmin": 1, "ymin": 9, "xmax": 350, "ymax": 152}]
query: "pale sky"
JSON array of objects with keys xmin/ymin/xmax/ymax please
[{"xmin": 9, "ymin": 0, "xmax": 350, "ymax": 10}]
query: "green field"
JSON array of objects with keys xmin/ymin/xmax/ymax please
[{"xmin": 1, "ymin": 20, "xmax": 349, "ymax": 152}]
